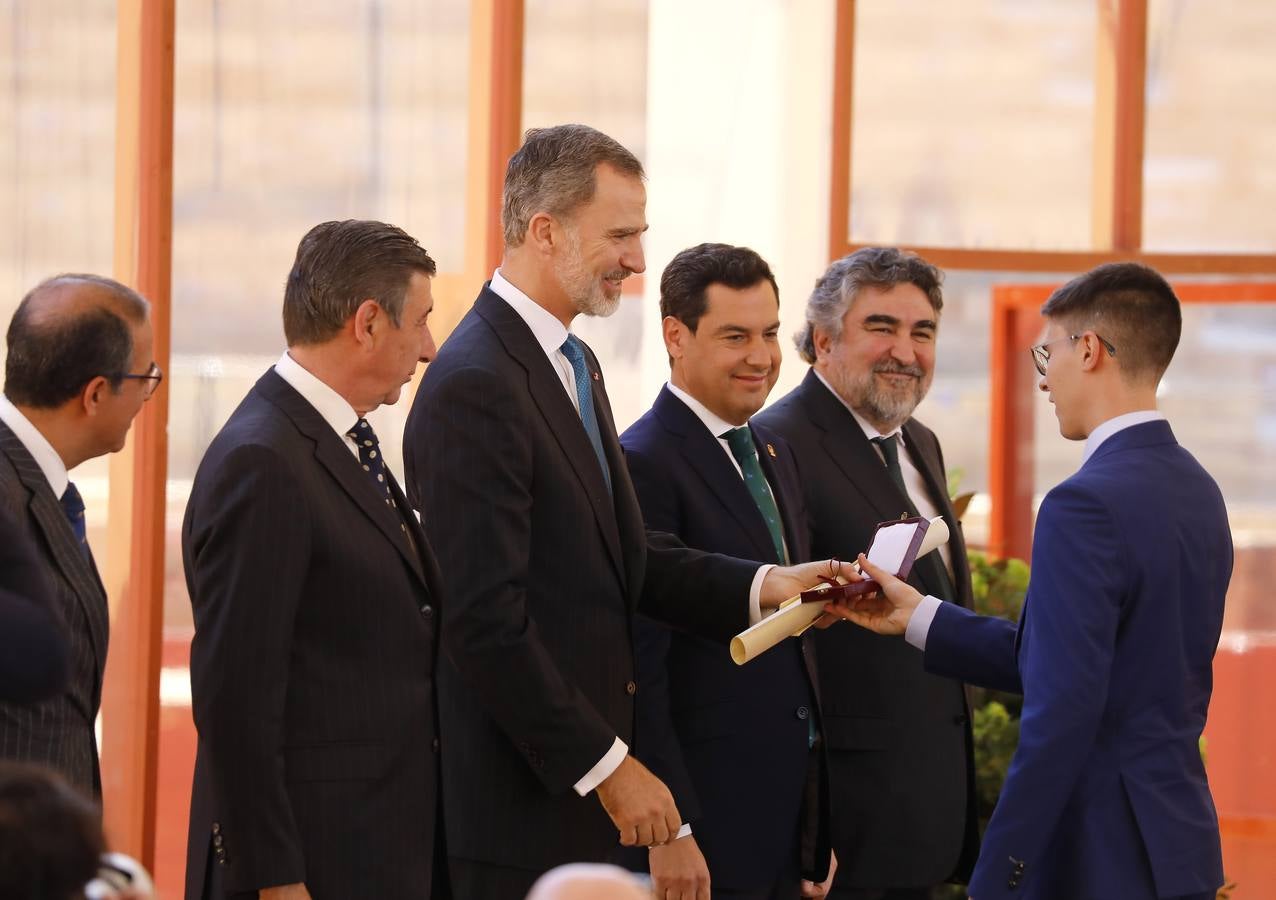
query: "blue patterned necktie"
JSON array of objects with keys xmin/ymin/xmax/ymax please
[
  {"xmin": 559, "ymin": 335, "xmax": 611, "ymax": 492},
  {"xmin": 722, "ymin": 427, "xmax": 787, "ymax": 564},
  {"xmin": 60, "ymin": 481, "xmax": 91, "ymax": 559},
  {"xmin": 347, "ymin": 418, "xmax": 398, "ymax": 510}
]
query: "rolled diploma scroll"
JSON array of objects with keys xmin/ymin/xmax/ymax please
[{"xmin": 729, "ymin": 515, "xmax": 951, "ymax": 665}]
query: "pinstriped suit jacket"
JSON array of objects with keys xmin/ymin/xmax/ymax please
[{"xmin": 0, "ymin": 419, "xmax": 109, "ymax": 800}]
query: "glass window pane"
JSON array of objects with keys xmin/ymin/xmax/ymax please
[
  {"xmin": 849, "ymin": 1, "xmax": 1095, "ymax": 250},
  {"xmin": 1143, "ymin": 0, "xmax": 1276, "ymax": 252},
  {"xmin": 522, "ymin": 0, "xmax": 648, "ymax": 157}
]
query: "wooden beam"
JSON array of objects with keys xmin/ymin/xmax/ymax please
[
  {"xmin": 842, "ymin": 243, "xmax": 1276, "ymax": 275},
  {"xmin": 827, "ymin": 0, "xmax": 855, "ymax": 262},
  {"xmin": 102, "ymin": 0, "xmax": 174, "ymax": 868},
  {"xmin": 1092, "ymin": 0, "xmax": 1149, "ymax": 251}
]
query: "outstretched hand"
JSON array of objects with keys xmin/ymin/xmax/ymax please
[{"xmin": 822, "ymin": 554, "xmax": 924, "ymax": 636}]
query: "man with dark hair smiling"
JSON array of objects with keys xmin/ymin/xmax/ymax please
[
  {"xmin": 837, "ymin": 262, "xmax": 1231, "ymax": 900},
  {"xmin": 757, "ymin": 247, "xmax": 979, "ymax": 899},
  {"xmin": 0, "ymin": 273, "xmax": 156, "ymax": 801},
  {"xmin": 621, "ymin": 242, "xmax": 832, "ymax": 900}
]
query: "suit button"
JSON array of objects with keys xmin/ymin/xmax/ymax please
[
  {"xmin": 796, "ymin": 706, "xmax": 810, "ymax": 720},
  {"xmin": 625, "ymin": 681, "xmax": 637, "ymax": 696},
  {"xmin": 1008, "ymin": 877, "xmax": 1018, "ymax": 888},
  {"xmin": 432, "ymin": 737, "xmax": 440, "ymax": 753},
  {"xmin": 212, "ymin": 835, "xmax": 223, "ymax": 848},
  {"xmin": 953, "ymin": 713, "xmax": 968, "ymax": 725},
  {"xmin": 211, "ymin": 822, "xmax": 221, "ymax": 835},
  {"xmin": 420, "ymin": 604, "xmax": 434, "ymax": 618},
  {"xmin": 216, "ymin": 849, "xmax": 227, "ymax": 863}
]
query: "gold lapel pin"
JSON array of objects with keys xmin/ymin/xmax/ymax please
[
  {"xmin": 766, "ymin": 443, "xmax": 777, "ymax": 458},
  {"xmin": 592, "ymin": 371, "xmax": 600, "ymax": 381}
]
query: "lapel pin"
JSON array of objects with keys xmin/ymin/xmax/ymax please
[
  {"xmin": 766, "ymin": 443, "xmax": 777, "ymax": 458},
  {"xmin": 592, "ymin": 371, "xmax": 600, "ymax": 381}
]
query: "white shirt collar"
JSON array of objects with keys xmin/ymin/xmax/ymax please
[
  {"xmin": 665, "ymin": 382, "xmax": 743, "ymax": 440},
  {"xmin": 1082, "ymin": 410, "xmax": 1166, "ymax": 463},
  {"xmin": 490, "ymin": 268, "xmax": 570, "ymax": 358},
  {"xmin": 0, "ymin": 393, "xmax": 69, "ymax": 497},
  {"xmin": 273, "ymin": 351, "xmax": 361, "ymax": 441},
  {"xmin": 812, "ymin": 368, "xmax": 906, "ymax": 447}
]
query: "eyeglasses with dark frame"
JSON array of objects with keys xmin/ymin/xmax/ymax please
[
  {"xmin": 116, "ymin": 361, "xmax": 164, "ymax": 399},
  {"xmin": 1030, "ymin": 333, "xmax": 1116, "ymax": 377}
]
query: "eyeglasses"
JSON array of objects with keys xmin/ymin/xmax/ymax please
[
  {"xmin": 1030, "ymin": 333, "xmax": 1116, "ymax": 377},
  {"xmin": 116, "ymin": 362, "xmax": 164, "ymax": 399}
]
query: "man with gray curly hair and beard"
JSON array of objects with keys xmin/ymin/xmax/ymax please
[{"xmin": 756, "ymin": 247, "xmax": 980, "ymax": 899}]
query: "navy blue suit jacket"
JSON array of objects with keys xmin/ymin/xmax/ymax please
[
  {"xmin": 620, "ymin": 386, "xmax": 829, "ymax": 887},
  {"xmin": 925, "ymin": 420, "xmax": 1231, "ymax": 899}
]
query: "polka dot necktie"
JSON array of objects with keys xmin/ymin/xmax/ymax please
[
  {"xmin": 347, "ymin": 418, "xmax": 397, "ymax": 511},
  {"xmin": 59, "ymin": 481, "xmax": 92, "ymax": 560},
  {"xmin": 722, "ymin": 426, "xmax": 787, "ymax": 565}
]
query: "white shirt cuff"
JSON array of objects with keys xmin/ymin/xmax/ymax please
[
  {"xmin": 904, "ymin": 594, "xmax": 943, "ymax": 651},
  {"xmin": 574, "ymin": 737, "xmax": 629, "ymax": 796},
  {"xmin": 748, "ymin": 564, "xmax": 774, "ymax": 625},
  {"xmin": 674, "ymin": 823, "xmax": 693, "ymax": 840}
]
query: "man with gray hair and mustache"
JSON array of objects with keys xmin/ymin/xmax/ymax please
[{"xmin": 756, "ymin": 247, "xmax": 979, "ymax": 899}]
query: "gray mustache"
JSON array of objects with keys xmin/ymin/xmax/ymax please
[{"xmin": 873, "ymin": 360, "xmax": 924, "ymax": 378}]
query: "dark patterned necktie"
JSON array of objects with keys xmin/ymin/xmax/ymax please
[
  {"xmin": 60, "ymin": 481, "xmax": 91, "ymax": 559},
  {"xmin": 722, "ymin": 426, "xmax": 787, "ymax": 564},
  {"xmin": 347, "ymin": 418, "xmax": 398, "ymax": 511},
  {"xmin": 559, "ymin": 335, "xmax": 612, "ymax": 492},
  {"xmin": 871, "ymin": 434, "xmax": 956, "ymax": 600}
]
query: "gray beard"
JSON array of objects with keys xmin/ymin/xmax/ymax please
[
  {"xmin": 555, "ymin": 233, "xmax": 625, "ymax": 319},
  {"xmin": 827, "ymin": 361, "xmax": 930, "ymax": 432}
]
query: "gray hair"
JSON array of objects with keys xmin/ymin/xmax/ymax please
[
  {"xmin": 501, "ymin": 124, "xmax": 644, "ymax": 246},
  {"xmin": 794, "ymin": 247, "xmax": 944, "ymax": 363}
]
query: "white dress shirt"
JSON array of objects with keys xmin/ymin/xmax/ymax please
[
  {"xmin": 273, "ymin": 351, "xmax": 361, "ymax": 459},
  {"xmin": 904, "ymin": 409, "xmax": 1168, "ymax": 651},
  {"xmin": 492, "ymin": 274, "xmax": 764, "ymax": 823},
  {"xmin": 0, "ymin": 393, "xmax": 70, "ymax": 498},
  {"xmin": 812, "ymin": 370, "xmax": 956, "ymax": 580}
]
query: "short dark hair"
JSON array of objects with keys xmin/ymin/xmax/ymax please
[
  {"xmin": 4, "ymin": 274, "xmax": 150, "ymax": 409},
  {"xmin": 501, "ymin": 124, "xmax": 645, "ymax": 246},
  {"xmin": 660, "ymin": 243, "xmax": 779, "ymax": 332},
  {"xmin": 283, "ymin": 219, "xmax": 438, "ymax": 346},
  {"xmin": 1040, "ymin": 262, "xmax": 1181, "ymax": 382},
  {"xmin": 795, "ymin": 247, "xmax": 943, "ymax": 364},
  {"xmin": 0, "ymin": 762, "xmax": 105, "ymax": 900}
]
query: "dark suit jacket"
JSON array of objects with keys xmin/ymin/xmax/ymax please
[
  {"xmin": 926, "ymin": 420, "xmax": 1231, "ymax": 900},
  {"xmin": 183, "ymin": 370, "xmax": 444, "ymax": 900},
  {"xmin": 620, "ymin": 385, "xmax": 829, "ymax": 888},
  {"xmin": 0, "ymin": 510, "xmax": 68, "ymax": 705},
  {"xmin": 755, "ymin": 369, "xmax": 978, "ymax": 889},
  {"xmin": 0, "ymin": 419, "xmax": 108, "ymax": 800},
  {"xmin": 404, "ymin": 285, "xmax": 757, "ymax": 872}
]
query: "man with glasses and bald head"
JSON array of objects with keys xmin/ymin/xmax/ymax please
[{"xmin": 0, "ymin": 273, "xmax": 157, "ymax": 801}]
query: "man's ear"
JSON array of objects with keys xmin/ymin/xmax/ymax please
[
  {"xmin": 812, "ymin": 326, "xmax": 834, "ymax": 361},
  {"xmin": 1079, "ymin": 331, "xmax": 1104, "ymax": 372},
  {"xmin": 526, "ymin": 212, "xmax": 558, "ymax": 255},
  {"xmin": 80, "ymin": 376, "xmax": 110, "ymax": 417},
  {"xmin": 351, "ymin": 299, "xmax": 382, "ymax": 349},
  {"xmin": 662, "ymin": 315, "xmax": 689, "ymax": 361}
]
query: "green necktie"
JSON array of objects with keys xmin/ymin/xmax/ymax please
[
  {"xmin": 723, "ymin": 426, "xmax": 787, "ymax": 564},
  {"xmin": 871, "ymin": 434, "xmax": 956, "ymax": 600}
]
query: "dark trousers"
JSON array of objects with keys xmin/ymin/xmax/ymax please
[
  {"xmin": 448, "ymin": 857, "xmax": 541, "ymax": 899},
  {"xmin": 830, "ymin": 888, "xmax": 934, "ymax": 900}
]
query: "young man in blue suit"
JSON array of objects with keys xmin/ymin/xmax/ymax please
[
  {"xmin": 838, "ymin": 263, "xmax": 1232, "ymax": 900},
  {"xmin": 620, "ymin": 243, "xmax": 833, "ymax": 899}
]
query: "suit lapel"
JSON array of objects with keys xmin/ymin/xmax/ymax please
[
  {"xmin": 256, "ymin": 371, "xmax": 428, "ymax": 589},
  {"xmin": 0, "ymin": 422, "xmax": 108, "ymax": 680},
  {"xmin": 753, "ymin": 424, "xmax": 806, "ymax": 564},
  {"xmin": 475, "ymin": 289, "xmax": 626, "ymax": 583},
  {"xmin": 901, "ymin": 420, "xmax": 972, "ymax": 608},
  {"xmin": 797, "ymin": 370, "xmax": 911, "ymax": 523}
]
